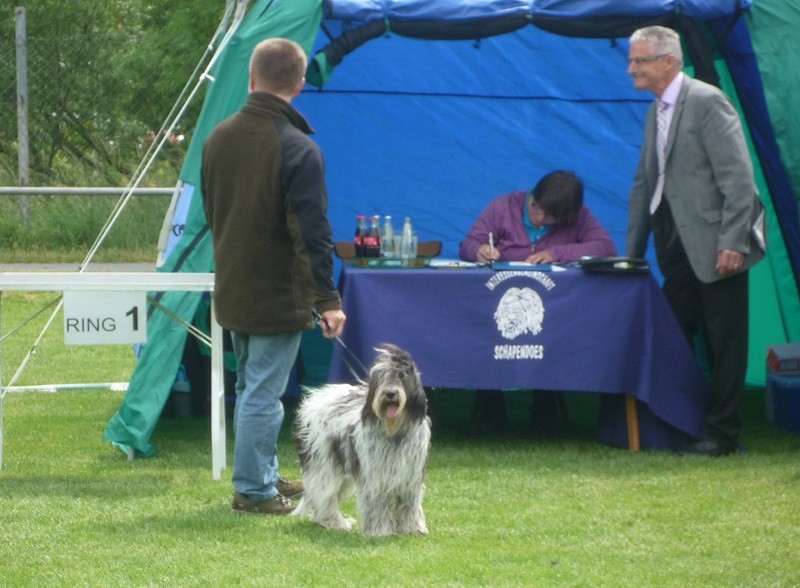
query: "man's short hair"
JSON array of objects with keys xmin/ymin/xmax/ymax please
[
  {"xmin": 630, "ymin": 26, "xmax": 684, "ymax": 70},
  {"xmin": 250, "ymin": 38, "xmax": 307, "ymax": 94}
]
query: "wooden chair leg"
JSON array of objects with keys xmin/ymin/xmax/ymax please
[{"xmin": 625, "ymin": 394, "xmax": 641, "ymax": 452}]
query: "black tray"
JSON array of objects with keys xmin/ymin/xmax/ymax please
[{"xmin": 579, "ymin": 256, "xmax": 649, "ymax": 274}]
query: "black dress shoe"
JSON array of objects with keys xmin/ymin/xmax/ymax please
[{"xmin": 678, "ymin": 438, "xmax": 739, "ymax": 457}]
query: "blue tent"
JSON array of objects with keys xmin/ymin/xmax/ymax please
[{"xmin": 105, "ymin": 0, "xmax": 800, "ymax": 457}]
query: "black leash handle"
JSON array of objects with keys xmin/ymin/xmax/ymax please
[{"xmin": 312, "ymin": 309, "xmax": 370, "ymax": 381}]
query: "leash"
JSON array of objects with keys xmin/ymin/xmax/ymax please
[{"xmin": 312, "ymin": 309, "xmax": 370, "ymax": 381}]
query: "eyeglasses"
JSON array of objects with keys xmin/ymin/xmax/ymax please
[{"xmin": 627, "ymin": 54, "xmax": 668, "ymax": 65}]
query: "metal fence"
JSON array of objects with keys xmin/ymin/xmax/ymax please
[
  {"xmin": 0, "ymin": 6, "xmax": 211, "ymax": 244},
  {"xmin": 1, "ymin": 6, "xmax": 197, "ymax": 190}
]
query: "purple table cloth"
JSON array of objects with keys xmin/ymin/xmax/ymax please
[{"xmin": 328, "ymin": 266, "xmax": 708, "ymax": 449}]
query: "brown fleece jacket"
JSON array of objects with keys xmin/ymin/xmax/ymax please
[{"xmin": 201, "ymin": 92, "xmax": 340, "ymax": 335}]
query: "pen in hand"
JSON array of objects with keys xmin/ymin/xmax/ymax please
[{"xmin": 488, "ymin": 232, "xmax": 496, "ymax": 265}]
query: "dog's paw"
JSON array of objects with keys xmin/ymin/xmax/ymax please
[
  {"xmin": 318, "ymin": 516, "xmax": 355, "ymax": 531},
  {"xmin": 394, "ymin": 523, "xmax": 428, "ymax": 536}
]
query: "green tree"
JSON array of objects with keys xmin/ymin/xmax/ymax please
[{"xmin": 1, "ymin": 1, "xmax": 222, "ymax": 186}]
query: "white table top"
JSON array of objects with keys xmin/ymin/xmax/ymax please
[{"xmin": 0, "ymin": 272, "xmax": 213, "ymax": 292}]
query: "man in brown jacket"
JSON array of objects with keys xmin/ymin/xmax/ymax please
[{"xmin": 202, "ymin": 38, "xmax": 346, "ymax": 514}]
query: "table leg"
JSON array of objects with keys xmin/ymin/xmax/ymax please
[
  {"xmin": 625, "ymin": 394, "xmax": 641, "ymax": 452},
  {"xmin": 210, "ymin": 301, "xmax": 227, "ymax": 480},
  {"xmin": 0, "ymin": 291, "xmax": 4, "ymax": 471},
  {"xmin": 0, "ymin": 390, "xmax": 4, "ymax": 471}
]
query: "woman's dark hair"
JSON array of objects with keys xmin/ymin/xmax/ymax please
[{"xmin": 530, "ymin": 170, "xmax": 583, "ymax": 225}]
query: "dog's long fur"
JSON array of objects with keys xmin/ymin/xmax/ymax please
[{"xmin": 292, "ymin": 344, "xmax": 431, "ymax": 536}]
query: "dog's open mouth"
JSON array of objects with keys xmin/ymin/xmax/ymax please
[{"xmin": 385, "ymin": 403, "xmax": 400, "ymax": 419}]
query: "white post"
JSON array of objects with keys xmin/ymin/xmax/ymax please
[
  {"xmin": 0, "ymin": 291, "xmax": 4, "ymax": 470},
  {"xmin": 210, "ymin": 300, "xmax": 226, "ymax": 480},
  {"xmin": 0, "ymin": 388, "xmax": 4, "ymax": 471},
  {"xmin": 15, "ymin": 6, "xmax": 30, "ymax": 231},
  {"xmin": 0, "ymin": 392, "xmax": 4, "ymax": 470}
]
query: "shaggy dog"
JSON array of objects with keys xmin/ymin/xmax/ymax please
[{"xmin": 292, "ymin": 344, "xmax": 431, "ymax": 536}]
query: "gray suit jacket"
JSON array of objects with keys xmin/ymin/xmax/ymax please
[{"xmin": 627, "ymin": 76, "xmax": 765, "ymax": 283}]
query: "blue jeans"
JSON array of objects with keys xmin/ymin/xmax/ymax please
[{"xmin": 231, "ymin": 331, "xmax": 301, "ymax": 500}]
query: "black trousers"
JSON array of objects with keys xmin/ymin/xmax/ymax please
[{"xmin": 654, "ymin": 202, "xmax": 749, "ymax": 442}]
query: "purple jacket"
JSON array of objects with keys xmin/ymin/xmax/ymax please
[{"xmin": 459, "ymin": 190, "xmax": 617, "ymax": 263}]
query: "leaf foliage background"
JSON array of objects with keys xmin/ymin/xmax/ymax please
[{"xmin": 0, "ymin": 1, "xmax": 222, "ymax": 187}]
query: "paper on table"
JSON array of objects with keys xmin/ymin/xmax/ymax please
[
  {"xmin": 429, "ymin": 259, "xmax": 481, "ymax": 268},
  {"xmin": 491, "ymin": 261, "xmax": 566, "ymax": 271}
]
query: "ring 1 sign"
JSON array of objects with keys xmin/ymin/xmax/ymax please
[{"xmin": 62, "ymin": 290, "xmax": 148, "ymax": 345}]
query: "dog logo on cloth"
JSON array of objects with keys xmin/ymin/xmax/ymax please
[{"xmin": 494, "ymin": 286, "xmax": 544, "ymax": 339}]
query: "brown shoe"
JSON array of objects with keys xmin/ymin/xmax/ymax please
[
  {"xmin": 231, "ymin": 492, "xmax": 296, "ymax": 515},
  {"xmin": 276, "ymin": 476, "xmax": 304, "ymax": 498}
]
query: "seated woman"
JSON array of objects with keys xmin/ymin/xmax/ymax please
[
  {"xmin": 460, "ymin": 170, "xmax": 616, "ymax": 265},
  {"xmin": 459, "ymin": 170, "xmax": 617, "ymax": 435}
]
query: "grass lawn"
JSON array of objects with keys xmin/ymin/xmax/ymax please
[{"xmin": 1, "ymin": 293, "xmax": 800, "ymax": 586}]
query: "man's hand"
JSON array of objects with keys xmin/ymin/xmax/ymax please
[
  {"xmin": 716, "ymin": 249, "xmax": 744, "ymax": 276},
  {"xmin": 319, "ymin": 309, "xmax": 346, "ymax": 339}
]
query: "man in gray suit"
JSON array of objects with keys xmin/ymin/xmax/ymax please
[{"xmin": 626, "ymin": 26, "xmax": 765, "ymax": 456}]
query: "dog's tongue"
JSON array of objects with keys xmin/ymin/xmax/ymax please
[{"xmin": 386, "ymin": 404, "xmax": 399, "ymax": 419}]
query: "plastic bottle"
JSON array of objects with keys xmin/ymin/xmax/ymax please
[
  {"xmin": 381, "ymin": 215, "xmax": 395, "ymax": 257},
  {"xmin": 400, "ymin": 216, "xmax": 414, "ymax": 259},
  {"xmin": 365, "ymin": 215, "xmax": 381, "ymax": 258},
  {"xmin": 354, "ymin": 215, "xmax": 368, "ymax": 257}
]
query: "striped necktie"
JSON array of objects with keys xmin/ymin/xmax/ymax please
[{"xmin": 650, "ymin": 100, "xmax": 669, "ymax": 214}]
